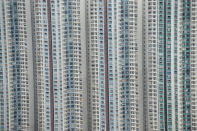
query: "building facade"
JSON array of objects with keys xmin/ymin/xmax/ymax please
[
  {"xmin": 143, "ymin": 0, "xmax": 197, "ymax": 131},
  {"xmin": 0, "ymin": 0, "xmax": 34, "ymax": 131},
  {"xmin": 1, "ymin": 0, "xmax": 197, "ymax": 131},
  {"xmin": 87, "ymin": 0, "xmax": 143, "ymax": 130},
  {"xmin": 32, "ymin": 0, "xmax": 87, "ymax": 130}
]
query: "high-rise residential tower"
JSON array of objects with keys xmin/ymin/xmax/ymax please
[
  {"xmin": 32, "ymin": 0, "xmax": 87, "ymax": 130},
  {"xmin": 143, "ymin": 0, "xmax": 159, "ymax": 130},
  {"xmin": 0, "ymin": 0, "xmax": 34, "ymax": 131},
  {"xmin": 143, "ymin": 0, "xmax": 197, "ymax": 131},
  {"xmin": 87, "ymin": 0, "xmax": 143, "ymax": 130},
  {"xmin": 2, "ymin": 0, "xmax": 197, "ymax": 131},
  {"xmin": 143, "ymin": 0, "xmax": 182, "ymax": 130}
]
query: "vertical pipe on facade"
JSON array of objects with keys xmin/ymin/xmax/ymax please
[
  {"xmin": 104, "ymin": 0, "xmax": 110, "ymax": 130},
  {"xmin": 164, "ymin": 0, "xmax": 167, "ymax": 131},
  {"xmin": 47, "ymin": 0, "xmax": 54, "ymax": 131}
]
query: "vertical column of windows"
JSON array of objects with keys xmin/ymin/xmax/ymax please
[
  {"xmin": 61, "ymin": 0, "xmax": 84, "ymax": 130},
  {"xmin": 190, "ymin": 1, "xmax": 197, "ymax": 130},
  {"xmin": 87, "ymin": 0, "xmax": 101, "ymax": 130},
  {"xmin": 181, "ymin": 1, "xmax": 191, "ymax": 130},
  {"xmin": 143, "ymin": 0, "xmax": 158, "ymax": 130}
]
